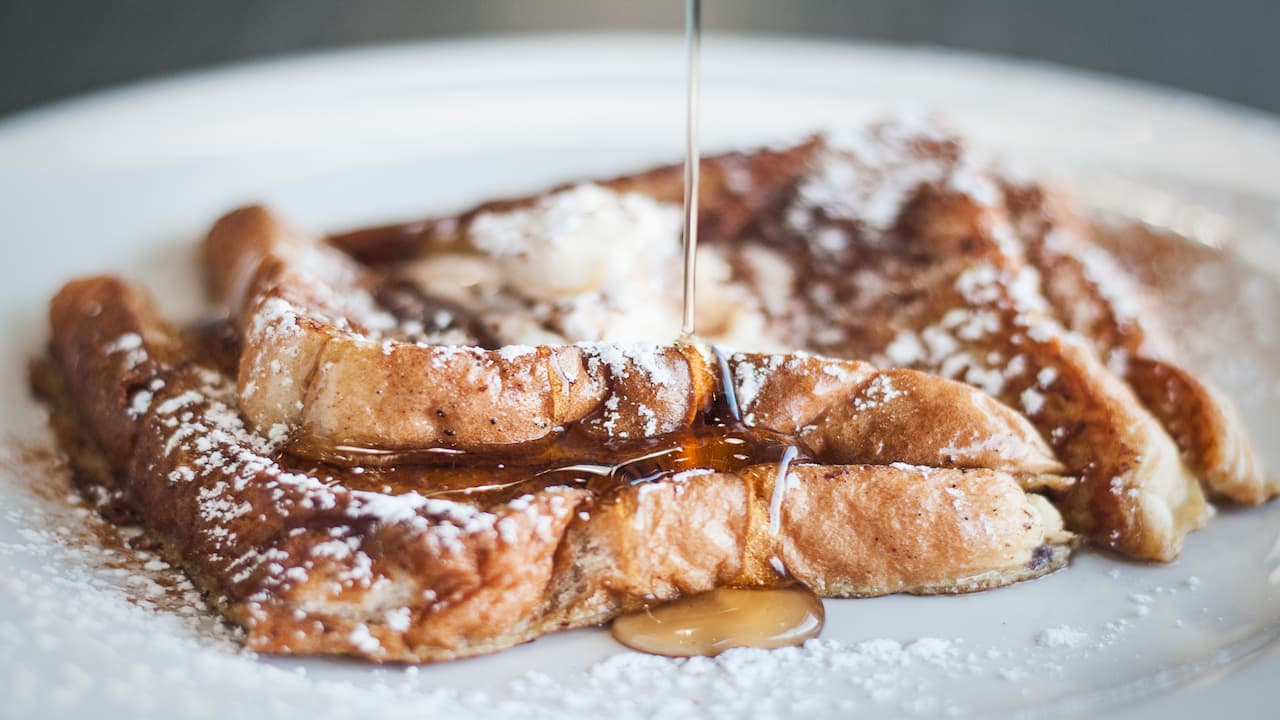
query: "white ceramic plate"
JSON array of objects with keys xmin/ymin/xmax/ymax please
[{"xmin": 1, "ymin": 36, "xmax": 1278, "ymax": 719}]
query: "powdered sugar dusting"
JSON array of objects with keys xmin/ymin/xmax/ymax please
[
  {"xmin": 1037, "ymin": 625, "xmax": 1088, "ymax": 648},
  {"xmin": 731, "ymin": 353, "xmax": 785, "ymax": 423},
  {"xmin": 8, "ymin": 431, "xmax": 1232, "ymax": 719},
  {"xmin": 104, "ymin": 331, "xmax": 147, "ymax": 372},
  {"xmin": 12, "ymin": 116, "xmax": 1280, "ymax": 718},
  {"xmin": 853, "ymin": 374, "xmax": 904, "ymax": 411},
  {"xmin": 794, "ymin": 121, "xmax": 956, "ymax": 242},
  {"xmin": 579, "ymin": 342, "xmax": 681, "ymax": 390}
]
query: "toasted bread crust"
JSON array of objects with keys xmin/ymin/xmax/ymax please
[
  {"xmin": 313, "ymin": 126, "xmax": 1258, "ymax": 560},
  {"xmin": 43, "ymin": 275, "xmax": 1071, "ymax": 662},
  {"xmin": 38, "ymin": 123, "xmax": 1269, "ymax": 662},
  {"xmin": 210, "ymin": 206, "xmax": 718, "ymax": 458},
  {"xmin": 207, "ymin": 205, "xmax": 1067, "ymax": 494},
  {"xmin": 1002, "ymin": 184, "xmax": 1276, "ymax": 506},
  {"xmin": 679, "ymin": 128, "xmax": 1217, "ymax": 560}
]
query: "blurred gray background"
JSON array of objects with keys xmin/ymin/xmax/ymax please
[{"xmin": 2, "ymin": 0, "xmax": 1275, "ymax": 119}]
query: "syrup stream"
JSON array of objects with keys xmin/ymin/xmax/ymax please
[
  {"xmin": 679, "ymin": 0, "xmax": 701, "ymax": 340},
  {"xmin": 711, "ymin": 345, "xmax": 743, "ymax": 422}
]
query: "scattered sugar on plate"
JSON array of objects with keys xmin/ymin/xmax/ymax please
[{"xmin": 1037, "ymin": 626, "xmax": 1089, "ymax": 649}]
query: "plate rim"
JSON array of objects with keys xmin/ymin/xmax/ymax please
[{"xmin": 2, "ymin": 33, "xmax": 1278, "ymax": 718}]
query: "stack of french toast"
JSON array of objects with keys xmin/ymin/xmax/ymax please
[{"xmin": 35, "ymin": 121, "xmax": 1273, "ymax": 662}]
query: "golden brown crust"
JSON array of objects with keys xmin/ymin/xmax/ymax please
[
  {"xmin": 773, "ymin": 464, "xmax": 1063, "ymax": 597},
  {"xmin": 209, "ymin": 206, "xmax": 717, "ymax": 460},
  {"xmin": 1003, "ymin": 185, "xmax": 1276, "ymax": 506},
  {"xmin": 1125, "ymin": 357, "xmax": 1274, "ymax": 505},
  {"xmin": 715, "ymin": 129, "xmax": 1214, "ymax": 560},
  {"xmin": 801, "ymin": 367, "xmax": 1065, "ymax": 485},
  {"xmin": 724, "ymin": 352, "xmax": 1065, "ymax": 487},
  {"xmin": 43, "ymin": 276, "xmax": 1072, "ymax": 662},
  {"xmin": 49, "ymin": 277, "xmax": 185, "ymax": 471},
  {"xmin": 39, "ymin": 122, "xmax": 1266, "ymax": 662}
]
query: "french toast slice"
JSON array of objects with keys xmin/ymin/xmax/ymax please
[
  {"xmin": 37, "ymin": 121, "xmax": 1270, "ymax": 661},
  {"xmin": 206, "ymin": 205, "xmax": 714, "ymax": 459},
  {"xmin": 43, "ymin": 276, "xmax": 1071, "ymax": 661},
  {"xmin": 1001, "ymin": 184, "xmax": 1276, "ymax": 505},
  {"xmin": 729, "ymin": 125, "xmax": 1211, "ymax": 560},
  {"xmin": 329, "ymin": 140, "xmax": 822, "ymax": 268},
  {"xmin": 321, "ymin": 124, "xmax": 1232, "ymax": 560},
  {"xmin": 206, "ymin": 204, "xmax": 1065, "ymax": 491}
]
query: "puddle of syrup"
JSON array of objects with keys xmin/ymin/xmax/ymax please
[
  {"xmin": 588, "ymin": 406, "xmax": 822, "ymax": 659},
  {"xmin": 611, "ymin": 585, "xmax": 824, "ymax": 657}
]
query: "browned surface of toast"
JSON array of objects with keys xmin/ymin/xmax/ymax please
[
  {"xmin": 345, "ymin": 123, "xmax": 1255, "ymax": 560},
  {"xmin": 43, "ymin": 275, "xmax": 1069, "ymax": 661},
  {"xmin": 37, "ymin": 122, "xmax": 1269, "ymax": 662},
  {"xmin": 1002, "ymin": 184, "xmax": 1275, "ymax": 505}
]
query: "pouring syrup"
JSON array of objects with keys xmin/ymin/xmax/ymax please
[
  {"xmin": 679, "ymin": 0, "xmax": 701, "ymax": 342},
  {"xmin": 609, "ymin": 0, "xmax": 825, "ymax": 658}
]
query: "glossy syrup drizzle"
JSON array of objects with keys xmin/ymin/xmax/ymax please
[
  {"xmin": 679, "ymin": 0, "xmax": 701, "ymax": 341},
  {"xmin": 610, "ymin": 0, "xmax": 825, "ymax": 659}
]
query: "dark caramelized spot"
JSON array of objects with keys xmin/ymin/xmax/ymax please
[
  {"xmin": 328, "ymin": 221, "xmax": 430, "ymax": 264},
  {"xmin": 185, "ymin": 320, "xmax": 242, "ymax": 377},
  {"xmin": 1030, "ymin": 543, "xmax": 1054, "ymax": 571},
  {"xmin": 373, "ymin": 276, "xmax": 501, "ymax": 348}
]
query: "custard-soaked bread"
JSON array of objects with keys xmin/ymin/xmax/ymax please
[
  {"xmin": 205, "ymin": 204, "xmax": 1064, "ymax": 486},
  {"xmin": 316, "ymin": 122, "xmax": 1267, "ymax": 560},
  {"xmin": 732, "ymin": 126, "xmax": 1213, "ymax": 560},
  {"xmin": 208, "ymin": 205, "xmax": 714, "ymax": 457},
  {"xmin": 45, "ymin": 277, "xmax": 1069, "ymax": 662},
  {"xmin": 1001, "ymin": 184, "xmax": 1275, "ymax": 505},
  {"xmin": 38, "ymin": 121, "xmax": 1270, "ymax": 661}
]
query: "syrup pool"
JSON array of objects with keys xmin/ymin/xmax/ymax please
[{"xmin": 611, "ymin": 586, "xmax": 825, "ymax": 657}]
